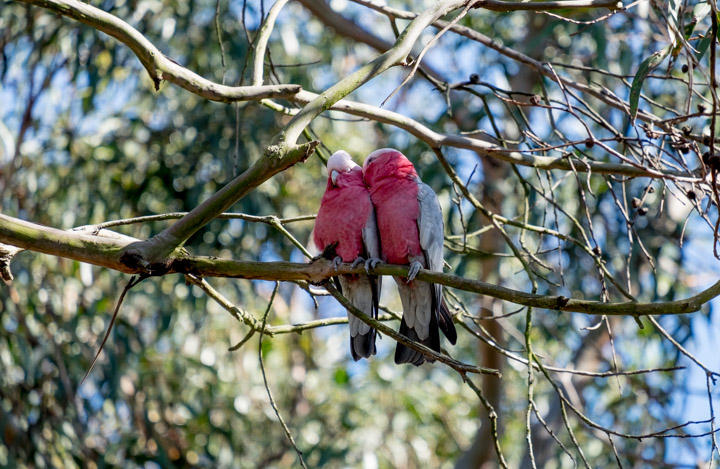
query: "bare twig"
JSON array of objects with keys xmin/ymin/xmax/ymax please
[{"xmin": 257, "ymin": 282, "xmax": 309, "ymax": 469}]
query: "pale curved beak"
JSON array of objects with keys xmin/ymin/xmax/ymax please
[{"xmin": 331, "ymin": 169, "xmax": 340, "ymax": 185}]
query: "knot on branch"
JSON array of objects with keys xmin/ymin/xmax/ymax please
[
  {"xmin": 143, "ymin": 50, "xmax": 164, "ymax": 91},
  {"xmin": 120, "ymin": 248, "xmax": 172, "ymax": 276},
  {"xmin": 0, "ymin": 243, "xmax": 22, "ymax": 283},
  {"xmin": 171, "ymin": 258, "xmax": 203, "ymax": 277},
  {"xmin": 265, "ymin": 141, "xmax": 319, "ymax": 168},
  {"xmin": 556, "ymin": 295, "xmax": 569, "ymax": 310},
  {"xmin": 306, "ymin": 256, "xmax": 337, "ymax": 284},
  {"xmin": 265, "ymin": 143, "xmax": 288, "ymax": 160}
]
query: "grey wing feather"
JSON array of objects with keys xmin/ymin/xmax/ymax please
[
  {"xmin": 416, "ymin": 182, "xmax": 445, "ymax": 274},
  {"xmin": 396, "ymin": 181, "xmax": 456, "ymax": 366},
  {"xmin": 361, "ymin": 207, "xmax": 381, "ymax": 260},
  {"xmin": 416, "ymin": 181, "xmax": 445, "ymax": 310},
  {"xmin": 338, "ymin": 206, "xmax": 380, "ymax": 361},
  {"xmin": 361, "ymin": 207, "xmax": 382, "ymax": 303},
  {"xmin": 416, "ymin": 181, "xmax": 457, "ymax": 345}
]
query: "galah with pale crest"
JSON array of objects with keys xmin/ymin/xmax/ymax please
[
  {"xmin": 314, "ymin": 150, "xmax": 382, "ymax": 361},
  {"xmin": 363, "ymin": 148, "xmax": 457, "ymax": 365}
]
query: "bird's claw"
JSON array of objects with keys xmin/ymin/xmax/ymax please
[
  {"xmin": 350, "ymin": 257, "xmax": 365, "ymax": 269},
  {"xmin": 332, "ymin": 256, "xmax": 343, "ymax": 272},
  {"xmin": 407, "ymin": 261, "xmax": 422, "ymax": 282},
  {"xmin": 364, "ymin": 257, "xmax": 383, "ymax": 274}
]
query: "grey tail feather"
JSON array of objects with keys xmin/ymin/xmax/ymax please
[
  {"xmin": 350, "ymin": 330, "xmax": 377, "ymax": 361},
  {"xmin": 394, "ymin": 312, "xmax": 440, "ymax": 366},
  {"xmin": 437, "ymin": 297, "xmax": 457, "ymax": 345},
  {"xmin": 370, "ymin": 274, "xmax": 379, "ymax": 320},
  {"xmin": 422, "ymin": 250, "xmax": 456, "ymax": 346},
  {"xmin": 348, "ymin": 273, "xmax": 379, "ymax": 361}
]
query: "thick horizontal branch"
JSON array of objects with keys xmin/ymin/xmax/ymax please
[
  {"xmin": 20, "ymin": 0, "xmax": 301, "ymax": 102},
  {"xmin": 183, "ymin": 257, "xmax": 720, "ymax": 316},
  {"xmin": 2, "ymin": 213, "xmax": 718, "ymax": 317},
  {"xmin": 0, "ymin": 213, "xmax": 134, "ymax": 272}
]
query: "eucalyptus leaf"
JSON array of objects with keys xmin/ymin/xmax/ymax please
[{"xmin": 630, "ymin": 46, "xmax": 671, "ymax": 121}]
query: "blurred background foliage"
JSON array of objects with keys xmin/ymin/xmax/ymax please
[{"xmin": 1, "ymin": 0, "xmax": 719, "ymax": 467}]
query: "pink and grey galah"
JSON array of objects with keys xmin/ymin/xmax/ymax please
[
  {"xmin": 363, "ymin": 148, "xmax": 457, "ymax": 365},
  {"xmin": 314, "ymin": 150, "xmax": 382, "ymax": 361}
]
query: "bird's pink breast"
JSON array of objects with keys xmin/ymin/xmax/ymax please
[
  {"xmin": 370, "ymin": 178, "xmax": 421, "ymax": 265},
  {"xmin": 314, "ymin": 172, "xmax": 373, "ymax": 262}
]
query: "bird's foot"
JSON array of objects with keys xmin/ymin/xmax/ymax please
[
  {"xmin": 364, "ymin": 257, "xmax": 383, "ymax": 274},
  {"xmin": 407, "ymin": 261, "xmax": 422, "ymax": 282},
  {"xmin": 350, "ymin": 257, "xmax": 365, "ymax": 269},
  {"xmin": 332, "ymin": 256, "xmax": 343, "ymax": 272}
]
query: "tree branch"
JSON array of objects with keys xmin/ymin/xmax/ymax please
[
  {"xmin": 272, "ymin": 91, "xmax": 702, "ymax": 180},
  {"xmin": 19, "ymin": 0, "xmax": 301, "ymax": 102},
  {"xmin": 2, "ymin": 212, "xmax": 718, "ymax": 317},
  {"xmin": 274, "ymin": 0, "xmax": 473, "ymax": 147},
  {"xmin": 98, "ymin": 0, "xmax": 473, "ymax": 269},
  {"xmin": 119, "ymin": 140, "xmax": 319, "ymax": 269},
  {"xmin": 350, "ymin": 0, "xmax": 623, "ymax": 15},
  {"xmin": 21, "ymin": 0, "xmax": 701, "ymax": 180}
]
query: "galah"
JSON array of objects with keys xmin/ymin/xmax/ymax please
[
  {"xmin": 363, "ymin": 148, "xmax": 457, "ymax": 365},
  {"xmin": 314, "ymin": 150, "xmax": 381, "ymax": 361}
]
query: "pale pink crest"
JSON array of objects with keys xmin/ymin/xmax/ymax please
[{"xmin": 327, "ymin": 150, "xmax": 359, "ymax": 185}]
